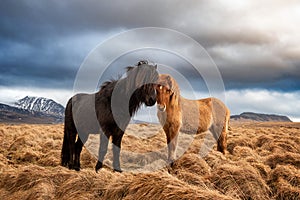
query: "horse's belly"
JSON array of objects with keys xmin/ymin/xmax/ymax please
[{"xmin": 180, "ymin": 100, "xmax": 212, "ymax": 134}]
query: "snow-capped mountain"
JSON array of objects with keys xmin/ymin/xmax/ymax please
[
  {"xmin": 14, "ymin": 96, "xmax": 64, "ymax": 117},
  {"xmin": 0, "ymin": 102, "xmax": 63, "ymax": 124}
]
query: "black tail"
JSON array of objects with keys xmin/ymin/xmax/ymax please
[
  {"xmin": 61, "ymin": 98, "xmax": 76, "ymax": 167},
  {"xmin": 61, "ymin": 123, "xmax": 70, "ymax": 166}
]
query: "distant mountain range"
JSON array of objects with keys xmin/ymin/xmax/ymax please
[
  {"xmin": 0, "ymin": 97, "xmax": 293, "ymax": 124},
  {"xmin": 0, "ymin": 96, "xmax": 64, "ymax": 124},
  {"xmin": 231, "ymin": 112, "xmax": 292, "ymax": 122}
]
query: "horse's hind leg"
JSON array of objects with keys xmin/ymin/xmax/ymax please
[
  {"xmin": 63, "ymin": 124, "xmax": 77, "ymax": 170},
  {"xmin": 218, "ymin": 128, "xmax": 227, "ymax": 154},
  {"xmin": 219, "ymin": 111, "xmax": 230, "ymax": 154},
  {"xmin": 210, "ymin": 124, "xmax": 226, "ymax": 154},
  {"xmin": 74, "ymin": 134, "xmax": 87, "ymax": 171},
  {"xmin": 95, "ymin": 132, "xmax": 110, "ymax": 172},
  {"xmin": 61, "ymin": 118, "xmax": 77, "ymax": 168}
]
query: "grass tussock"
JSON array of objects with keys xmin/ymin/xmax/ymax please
[
  {"xmin": 210, "ymin": 162, "xmax": 271, "ymax": 199},
  {"xmin": 265, "ymin": 152, "xmax": 300, "ymax": 169},
  {"xmin": 268, "ymin": 165, "xmax": 300, "ymax": 199},
  {"xmin": 0, "ymin": 122, "xmax": 299, "ymax": 199}
]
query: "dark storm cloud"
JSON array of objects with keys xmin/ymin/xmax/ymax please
[
  {"xmin": 0, "ymin": 63, "xmax": 76, "ymax": 88},
  {"xmin": 0, "ymin": 0, "xmax": 178, "ymax": 89},
  {"xmin": 0, "ymin": 0, "xmax": 173, "ymax": 42},
  {"xmin": 0, "ymin": 0, "xmax": 300, "ymax": 92},
  {"xmin": 0, "ymin": 35, "xmax": 82, "ymax": 88}
]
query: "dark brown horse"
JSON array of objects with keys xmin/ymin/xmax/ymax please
[{"xmin": 61, "ymin": 61, "xmax": 158, "ymax": 172}]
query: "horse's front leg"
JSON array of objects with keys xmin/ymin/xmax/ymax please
[
  {"xmin": 165, "ymin": 125, "xmax": 180, "ymax": 166},
  {"xmin": 95, "ymin": 132, "xmax": 109, "ymax": 172},
  {"xmin": 112, "ymin": 131, "xmax": 124, "ymax": 172}
]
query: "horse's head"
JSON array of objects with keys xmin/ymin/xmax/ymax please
[
  {"xmin": 126, "ymin": 60, "xmax": 159, "ymax": 107},
  {"xmin": 141, "ymin": 83, "xmax": 157, "ymax": 106},
  {"xmin": 156, "ymin": 74, "xmax": 180, "ymax": 112}
]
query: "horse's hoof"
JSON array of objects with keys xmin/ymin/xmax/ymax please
[
  {"xmin": 74, "ymin": 166, "xmax": 80, "ymax": 171},
  {"xmin": 167, "ymin": 166, "xmax": 172, "ymax": 174},
  {"xmin": 95, "ymin": 161, "xmax": 103, "ymax": 173},
  {"xmin": 113, "ymin": 168, "xmax": 123, "ymax": 173},
  {"xmin": 61, "ymin": 161, "xmax": 68, "ymax": 167},
  {"xmin": 68, "ymin": 164, "xmax": 74, "ymax": 170},
  {"xmin": 170, "ymin": 160, "xmax": 177, "ymax": 168},
  {"xmin": 167, "ymin": 159, "xmax": 175, "ymax": 167}
]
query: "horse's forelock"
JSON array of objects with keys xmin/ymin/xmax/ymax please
[
  {"xmin": 158, "ymin": 74, "xmax": 180, "ymax": 97},
  {"xmin": 125, "ymin": 63, "xmax": 158, "ymax": 95}
]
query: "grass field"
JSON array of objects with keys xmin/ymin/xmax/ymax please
[{"xmin": 0, "ymin": 122, "xmax": 299, "ymax": 199}]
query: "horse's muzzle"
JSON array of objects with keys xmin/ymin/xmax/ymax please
[{"xmin": 157, "ymin": 104, "xmax": 166, "ymax": 112}]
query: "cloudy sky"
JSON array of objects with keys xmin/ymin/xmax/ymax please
[{"xmin": 1, "ymin": 0, "xmax": 300, "ymax": 121}]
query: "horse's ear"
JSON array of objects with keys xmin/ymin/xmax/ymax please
[
  {"xmin": 126, "ymin": 66, "xmax": 136, "ymax": 78},
  {"xmin": 126, "ymin": 66, "xmax": 134, "ymax": 73}
]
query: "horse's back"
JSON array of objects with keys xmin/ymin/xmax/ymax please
[
  {"xmin": 69, "ymin": 93, "xmax": 102, "ymax": 135},
  {"xmin": 197, "ymin": 97, "xmax": 229, "ymax": 125},
  {"xmin": 180, "ymin": 97, "xmax": 229, "ymax": 133}
]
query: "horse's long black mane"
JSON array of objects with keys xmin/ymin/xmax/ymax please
[
  {"xmin": 99, "ymin": 60, "xmax": 149, "ymax": 91},
  {"xmin": 98, "ymin": 60, "xmax": 156, "ymax": 116}
]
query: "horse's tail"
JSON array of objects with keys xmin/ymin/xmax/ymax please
[{"xmin": 61, "ymin": 97, "xmax": 76, "ymax": 167}]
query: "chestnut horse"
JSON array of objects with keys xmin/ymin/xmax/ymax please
[{"xmin": 156, "ymin": 74, "xmax": 230, "ymax": 165}]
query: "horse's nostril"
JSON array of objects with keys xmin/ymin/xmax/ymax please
[{"xmin": 145, "ymin": 97, "xmax": 156, "ymax": 106}]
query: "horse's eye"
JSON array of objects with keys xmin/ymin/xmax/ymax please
[{"xmin": 167, "ymin": 89, "xmax": 171, "ymax": 93}]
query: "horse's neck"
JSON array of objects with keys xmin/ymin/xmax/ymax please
[
  {"xmin": 129, "ymin": 93, "xmax": 142, "ymax": 117},
  {"xmin": 166, "ymin": 95, "xmax": 182, "ymax": 112},
  {"xmin": 106, "ymin": 78, "xmax": 137, "ymax": 115},
  {"xmin": 123, "ymin": 78, "xmax": 143, "ymax": 116}
]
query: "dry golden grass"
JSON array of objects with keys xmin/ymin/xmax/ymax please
[{"xmin": 0, "ymin": 122, "xmax": 299, "ymax": 199}]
